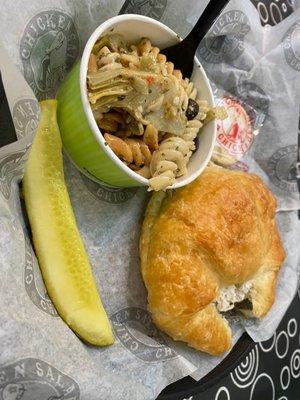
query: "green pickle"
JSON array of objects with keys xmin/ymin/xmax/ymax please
[{"xmin": 23, "ymin": 100, "xmax": 114, "ymax": 346}]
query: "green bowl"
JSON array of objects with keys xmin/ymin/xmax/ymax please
[
  {"xmin": 56, "ymin": 15, "xmax": 216, "ymax": 188},
  {"xmin": 56, "ymin": 62, "xmax": 138, "ymax": 187}
]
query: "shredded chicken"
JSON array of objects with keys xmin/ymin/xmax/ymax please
[{"xmin": 215, "ymin": 281, "xmax": 252, "ymax": 312}]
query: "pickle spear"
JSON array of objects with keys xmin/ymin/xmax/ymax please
[{"xmin": 23, "ymin": 100, "xmax": 114, "ymax": 346}]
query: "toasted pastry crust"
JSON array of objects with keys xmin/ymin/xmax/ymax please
[{"xmin": 140, "ymin": 165, "xmax": 285, "ymax": 355}]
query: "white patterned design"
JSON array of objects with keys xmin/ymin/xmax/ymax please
[
  {"xmin": 270, "ymin": 3, "xmax": 283, "ymax": 24},
  {"xmin": 280, "ymin": 366, "xmax": 290, "ymax": 390},
  {"xmin": 290, "ymin": 349, "xmax": 300, "ymax": 378},
  {"xmin": 230, "ymin": 345, "xmax": 259, "ymax": 388},
  {"xmin": 249, "ymin": 373, "xmax": 275, "ymax": 400},
  {"xmin": 275, "ymin": 331, "xmax": 289, "ymax": 359},
  {"xmin": 259, "ymin": 333, "xmax": 276, "ymax": 353},
  {"xmin": 215, "ymin": 386, "xmax": 230, "ymax": 400},
  {"xmin": 287, "ymin": 318, "xmax": 297, "ymax": 337},
  {"xmin": 257, "ymin": 0, "xmax": 294, "ymax": 26},
  {"xmin": 257, "ymin": 2, "xmax": 269, "ymax": 23}
]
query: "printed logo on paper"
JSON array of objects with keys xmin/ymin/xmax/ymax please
[
  {"xmin": 24, "ymin": 236, "xmax": 58, "ymax": 317},
  {"xmin": 282, "ymin": 19, "xmax": 300, "ymax": 71},
  {"xmin": 0, "ymin": 150, "xmax": 28, "ymax": 200},
  {"xmin": 120, "ymin": 0, "xmax": 167, "ymax": 20},
  {"xmin": 267, "ymin": 145, "xmax": 298, "ymax": 193},
  {"xmin": 12, "ymin": 99, "xmax": 40, "ymax": 139},
  {"xmin": 216, "ymin": 97, "xmax": 254, "ymax": 156},
  {"xmin": 232, "ymin": 80, "xmax": 270, "ymax": 127},
  {"xmin": 111, "ymin": 307, "xmax": 177, "ymax": 362},
  {"xmin": 198, "ymin": 10, "xmax": 250, "ymax": 64},
  {"xmin": 20, "ymin": 11, "xmax": 79, "ymax": 99},
  {"xmin": 81, "ymin": 174, "xmax": 137, "ymax": 204},
  {"xmin": 0, "ymin": 358, "xmax": 80, "ymax": 400}
]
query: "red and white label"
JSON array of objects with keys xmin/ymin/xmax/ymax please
[{"xmin": 216, "ymin": 97, "xmax": 253, "ymax": 156}]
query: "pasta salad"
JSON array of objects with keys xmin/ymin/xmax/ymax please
[{"xmin": 87, "ymin": 34, "xmax": 223, "ymax": 191}]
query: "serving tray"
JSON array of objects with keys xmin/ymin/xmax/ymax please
[{"xmin": 158, "ymin": 333, "xmax": 254, "ymax": 399}]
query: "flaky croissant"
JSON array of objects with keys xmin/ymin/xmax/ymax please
[{"xmin": 140, "ymin": 165, "xmax": 285, "ymax": 355}]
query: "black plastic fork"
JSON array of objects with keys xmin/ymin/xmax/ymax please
[{"xmin": 160, "ymin": 0, "xmax": 230, "ymax": 78}]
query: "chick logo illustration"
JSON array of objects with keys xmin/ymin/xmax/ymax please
[
  {"xmin": 34, "ymin": 30, "xmax": 67, "ymax": 93},
  {"xmin": 0, "ymin": 359, "xmax": 80, "ymax": 400},
  {"xmin": 2, "ymin": 384, "xmax": 25, "ymax": 400},
  {"xmin": 283, "ymin": 20, "xmax": 300, "ymax": 72},
  {"xmin": 12, "ymin": 99, "xmax": 40, "ymax": 139},
  {"xmin": 121, "ymin": 0, "xmax": 167, "ymax": 19},
  {"xmin": 1, "ymin": 382, "xmax": 61, "ymax": 400},
  {"xmin": 20, "ymin": 11, "xmax": 79, "ymax": 99},
  {"xmin": 199, "ymin": 10, "xmax": 250, "ymax": 64},
  {"xmin": 267, "ymin": 145, "xmax": 298, "ymax": 194}
]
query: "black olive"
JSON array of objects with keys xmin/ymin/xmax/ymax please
[{"xmin": 186, "ymin": 98, "xmax": 199, "ymax": 120}]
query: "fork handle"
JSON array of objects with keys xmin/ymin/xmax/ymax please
[{"xmin": 185, "ymin": 0, "xmax": 230, "ymax": 53}]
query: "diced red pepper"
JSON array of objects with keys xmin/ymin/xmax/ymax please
[{"xmin": 146, "ymin": 76, "xmax": 155, "ymax": 86}]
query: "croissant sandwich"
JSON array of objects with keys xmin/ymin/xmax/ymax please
[{"xmin": 140, "ymin": 165, "xmax": 285, "ymax": 355}]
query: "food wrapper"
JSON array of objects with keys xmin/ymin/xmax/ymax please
[{"xmin": 0, "ymin": 0, "xmax": 299, "ymax": 399}]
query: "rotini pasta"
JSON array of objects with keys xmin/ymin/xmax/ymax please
[
  {"xmin": 143, "ymin": 124, "xmax": 158, "ymax": 151},
  {"xmin": 87, "ymin": 34, "xmax": 226, "ymax": 191},
  {"xmin": 104, "ymin": 133, "xmax": 152, "ymax": 168},
  {"xmin": 104, "ymin": 133, "xmax": 133, "ymax": 164},
  {"xmin": 125, "ymin": 138, "xmax": 152, "ymax": 167},
  {"xmin": 148, "ymin": 106, "xmax": 209, "ymax": 191}
]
